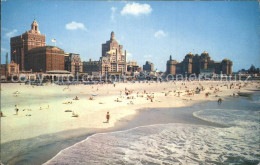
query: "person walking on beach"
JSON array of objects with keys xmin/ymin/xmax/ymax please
[
  {"xmin": 15, "ymin": 105, "xmax": 19, "ymax": 115},
  {"xmin": 106, "ymin": 112, "xmax": 110, "ymax": 123}
]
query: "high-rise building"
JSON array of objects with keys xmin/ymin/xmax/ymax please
[
  {"xmin": 10, "ymin": 20, "xmax": 46, "ymax": 71},
  {"xmin": 84, "ymin": 31, "xmax": 127, "ymax": 76},
  {"xmin": 166, "ymin": 51, "xmax": 233, "ymax": 75},
  {"xmin": 101, "ymin": 31, "xmax": 127, "ymax": 74}
]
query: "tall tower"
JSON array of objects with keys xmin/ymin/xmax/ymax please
[{"xmin": 10, "ymin": 19, "xmax": 45, "ymax": 71}]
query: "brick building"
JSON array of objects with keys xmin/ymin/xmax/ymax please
[
  {"xmin": 166, "ymin": 51, "xmax": 233, "ymax": 75},
  {"xmin": 10, "ymin": 20, "xmax": 46, "ymax": 71},
  {"xmin": 27, "ymin": 46, "xmax": 65, "ymax": 72}
]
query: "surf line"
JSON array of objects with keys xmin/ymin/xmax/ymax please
[{"xmin": 44, "ymin": 122, "xmax": 201, "ymax": 164}]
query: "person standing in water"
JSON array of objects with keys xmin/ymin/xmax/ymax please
[
  {"xmin": 106, "ymin": 112, "xmax": 110, "ymax": 123},
  {"xmin": 15, "ymin": 105, "xmax": 19, "ymax": 115}
]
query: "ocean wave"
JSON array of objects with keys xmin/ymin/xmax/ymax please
[{"xmin": 45, "ymin": 121, "xmax": 260, "ymax": 165}]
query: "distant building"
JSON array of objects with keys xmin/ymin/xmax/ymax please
[
  {"xmin": 27, "ymin": 46, "xmax": 65, "ymax": 72},
  {"xmin": 143, "ymin": 61, "xmax": 154, "ymax": 72},
  {"xmin": 166, "ymin": 51, "xmax": 233, "ymax": 75},
  {"xmin": 166, "ymin": 56, "xmax": 179, "ymax": 75},
  {"xmin": 220, "ymin": 58, "xmax": 233, "ymax": 75},
  {"xmin": 101, "ymin": 31, "xmax": 127, "ymax": 74},
  {"xmin": 10, "ymin": 20, "xmax": 46, "ymax": 71},
  {"xmin": 127, "ymin": 60, "xmax": 141, "ymax": 73},
  {"xmin": 8, "ymin": 60, "xmax": 20, "ymax": 76},
  {"xmin": 84, "ymin": 32, "xmax": 127, "ymax": 76},
  {"xmin": 65, "ymin": 53, "xmax": 83, "ymax": 75},
  {"xmin": 83, "ymin": 59, "xmax": 102, "ymax": 75},
  {"xmin": 0, "ymin": 61, "xmax": 20, "ymax": 80}
]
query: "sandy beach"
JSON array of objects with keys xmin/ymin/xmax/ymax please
[
  {"xmin": 1, "ymin": 80, "xmax": 259, "ymax": 145},
  {"xmin": 1, "ymin": 80, "xmax": 260, "ymax": 164}
]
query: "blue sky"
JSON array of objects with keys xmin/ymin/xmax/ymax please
[{"xmin": 1, "ymin": 1, "xmax": 259, "ymax": 72}]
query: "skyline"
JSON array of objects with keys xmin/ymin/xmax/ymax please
[{"xmin": 1, "ymin": 1, "xmax": 259, "ymax": 72}]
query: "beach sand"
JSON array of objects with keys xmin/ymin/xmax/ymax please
[{"xmin": 1, "ymin": 80, "xmax": 259, "ymax": 164}]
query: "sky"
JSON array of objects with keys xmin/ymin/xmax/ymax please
[{"xmin": 1, "ymin": 0, "xmax": 259, "ymax": 72}]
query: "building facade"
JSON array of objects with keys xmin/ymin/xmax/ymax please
[
  {"xmin": 8, "ymin": 60, "xmax": 20, "ymax": 76},
  {"xmin": 83, "ymin": 59, "xmax": 102, "ymax": 75},
  {"xmin": 127, "ymin": 60, "xmax": 141, "ymax": 73},
  {"xmin": 27, "ymin": 46, "xmax": 65, "ymax": 72},
  {"xmin": 10, "ymin": 20, "xmax": 46, "ymax": 71},
  {"xmin": 65, "ymin": 53, "xmax": 83, "ymax": 75},
  {"xmin": 143, "ymin": 61, "xmax": 154, "ymax": 72},
  {"xmin": 166, "ymin": 51, "xmax": 233, "ymax": 75}
]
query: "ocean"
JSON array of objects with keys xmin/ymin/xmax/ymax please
[{"xmin": 45, "ymin": 92, "xmax": 260, "ymax": 165}]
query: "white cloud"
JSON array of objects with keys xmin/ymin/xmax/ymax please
[
  {"xmin": 65, "ymin": 21, "xmax": 87, "ymax": 31},
  {"xmin": 5, "ymin": 29, "xmax": 17, "ymax": 38},
  {"xmin": 121, "ymin": 2, "xmax": 152, "ymax": 16},
  {"xmin": 110, "ymin": 7, "xmax": 117, "ymax": 21},
  {"xmin": 154, "ymin": 30, "xmax": 167, "ymax": 39}
]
